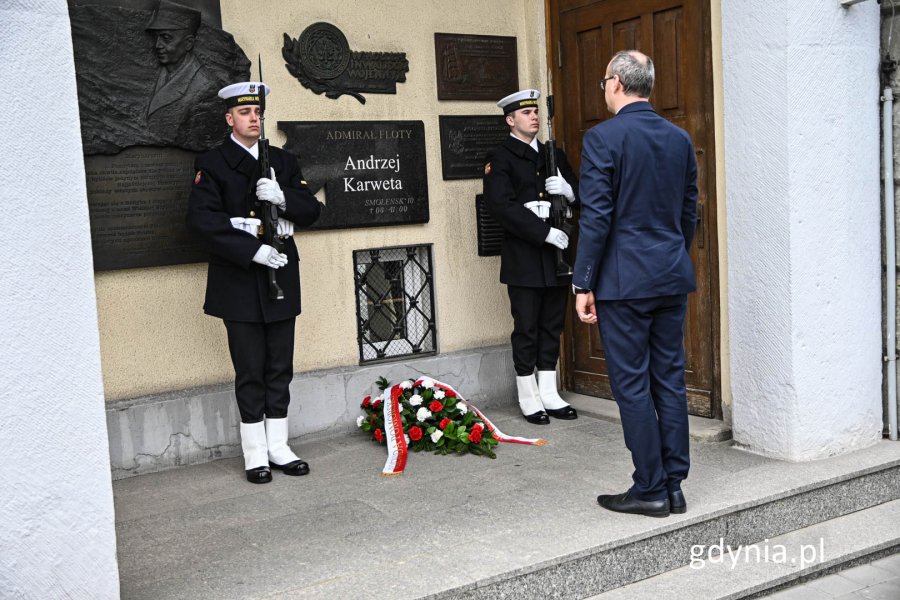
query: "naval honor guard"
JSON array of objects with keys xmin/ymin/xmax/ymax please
[
  {"xmin": 186, "ymin": 82, "xmax": 322, "ymax": 483},
  {"xmin": 483, "ymin": 89, "xmax": 580, "ymax": 425}
]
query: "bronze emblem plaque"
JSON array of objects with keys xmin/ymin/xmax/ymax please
[
  {"xmin": 434, "ymin": 33, "xmax": 518, "ymax": 101},
  {"xmin": 438, "ymin": 115, "xmax": 509, "ymax": 180}
]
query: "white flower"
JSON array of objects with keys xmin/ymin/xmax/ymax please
[
  {"xmin": 420, "ymin": 377, "xmax": 435, "ymax": 389},
  {"xmin": 356, "ymin": 415, "xmax": 365, "ymax": 428},
  {"xmin": 416, "ymin": 407, "xmax": 432, "ymax": 422},
  {"xmin": 404, "ymin": 434, "xmax": 410, "ymax": 445},
  {"xmin": 399, "ymin": 380, "xmax": 412, "ymax": 389},
  {"xmin": 434, "ymin": 390, "xmax": 445, "ymax": 400},
  {"xmin": 457, "ymin": 403, "xmax": 468, "ymax": 415},
  {"xmin": 430, "ymin": 430, "xmax": 443, "ymax": 443},
  {"xmin": 409, "ymin": 394, "xmax": 423, "ymax": 406}
]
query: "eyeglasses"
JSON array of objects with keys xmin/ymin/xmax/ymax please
[{"xmin": 600, "ymin": 75, "xmax": 615, "ymax": 90}]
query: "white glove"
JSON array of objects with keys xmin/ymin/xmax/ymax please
[
  {"xmin": 524, "ymin": 200, "xmax": 551, "ymax": 219},
  {"xmin": 256, "ymin": 167, "xmax": 286, "ymax": 210},
  {"xmin": 251, "ymin": 245, "xmax": 288, "ymax": 269},
  {"xmin": 545, "ymin": 227, "xmax": 569, "ymax": 250},
  {"xmin": 545, "ymin": 169, "xmax": 575, "ymax": 201},
  {"xmin": 276, "ymin": 219, "xmax": 294, "ymax": 237}
]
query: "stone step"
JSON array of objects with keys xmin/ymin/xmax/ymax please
[
  {"xmin": 584, "ymin": 499, "xmax": 900, "ymax": 600},
  {"xmin": 425, "ymin": 457, "xmax": 900, "ymax": 600}
]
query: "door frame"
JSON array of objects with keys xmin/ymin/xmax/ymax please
[{"xmin": 545, "ymin": 0, "xmax": 723, "ymax": 419}]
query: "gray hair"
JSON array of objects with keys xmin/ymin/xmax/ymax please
[{"xmin": 609, "ymin": 50, "xmax": 654, "ymax": 98}]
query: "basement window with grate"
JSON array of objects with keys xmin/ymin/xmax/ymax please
[{"xmin": 353, "ymin": 244, "xmax": 437, "ymax": 364}]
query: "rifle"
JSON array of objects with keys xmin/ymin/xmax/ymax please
[
  {"xmin": 257, "ymin": 55, "xmax": 284, "ymax": 301},
  {"xmin": 545, "ymin": 69, "xmax": 573, "ymax": 277}
]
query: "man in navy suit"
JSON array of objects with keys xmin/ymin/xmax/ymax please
[{"xmin": 573, "ymin": 50, "xmax": 698, "ymax": 518}]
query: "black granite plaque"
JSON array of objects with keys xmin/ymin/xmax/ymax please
[
  {"xmin": 278, "ymin": 121, "xmax": 428, "ymax": 230},
  {"xmin": 434, "ymin": 33, "xmax": 518, "ymax": 101},
  {"xmin": 438, "ymin": 115, "xmax": 509, "ymax": 180},
  {"xmin": 85, "ymin": 147, "xmax": 206, "ymax": 270}
]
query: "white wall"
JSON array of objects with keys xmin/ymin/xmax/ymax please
[
  {"xmin": 0, "ymin": 1, "xmax": 119, "ymax": 598},
  {"xmin": 722, "ymin": 0, "xmax": 883, "ymax": 459}
]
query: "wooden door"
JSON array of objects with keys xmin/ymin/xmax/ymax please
[{"xmin": 550, "ymin": 0, "xmax": 720, "ymax": 417}]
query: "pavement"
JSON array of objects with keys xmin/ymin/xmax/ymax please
[{"xmin": 112, "ymin": 397, "xmax": 900, "ymax": 600}]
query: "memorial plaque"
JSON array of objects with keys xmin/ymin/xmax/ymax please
[
  {"xmin": 434, "ymin": 33, "xmax": 518, "ymax": 101},
  {"xmin": 283, "ymin": 22, "xmax": 409, "ymax": 104},
  {"xmin": 68, "ymin": 0, "xmax": 250, "ymax": 270},
  {"xmin": 438, "ymin": 115, "xmax": 509, "ymax": 180},
  {"xmin": 85, "ymin": 147, "xmax": 206, "ymax": 270},
  {"xmin": 279, "ymin": 121, "xmax": 429, "ymax": 230}
]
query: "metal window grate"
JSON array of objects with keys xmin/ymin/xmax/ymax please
[{"xmin": 353, "ymin": 244, "xmax": 437, "ymax": 364}]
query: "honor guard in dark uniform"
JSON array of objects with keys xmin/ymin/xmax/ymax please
[
  {"xmin": 483, "ymin": 89, "xmax": 580, "ymax": 425},
  {"xmin": 186, "ymin": 82, "xmax": 322, "ymax": 484}
]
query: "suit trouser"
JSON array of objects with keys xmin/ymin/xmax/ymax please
[
  {"xmin": 507, "ymin": 285, "xmax": 569, "ymax": 376},
  {"xmin": 223, "ymin": 318, "xmax": 296, "ymax": 423},
  {"xmin": 596, "ymin": 294, "xmax": 690, "ymax": 502}
]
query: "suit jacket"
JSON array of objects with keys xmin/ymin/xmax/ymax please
[
  {"xmin": 186, "ymin": 137, "xmax": 322, "ymax": 322},
  {"xmin": 573, "ymin": 101, "xmax": 698, "ymax": 300},
  {"xmin": 483, "ymin": 135, "xmax": 579, "ymax": 287}
]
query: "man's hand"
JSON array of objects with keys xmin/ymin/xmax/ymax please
[
  {"xmin": 251, "ymin": 244, "xmax": 288, "ymax": 269},
  {"xmin": 545, "ymin": 169, "xmax": 575, "ymax": 201},
  {"xmin": 575, "ymin": 291, "xmax": 598, "ymax": 325},
  {"xmin": 256, "ymin": 167, "xmax": 286, "ymax": 210},
  {"xmin": 545, "ymin": 227, "xmax": 569, "ymax": 249}
]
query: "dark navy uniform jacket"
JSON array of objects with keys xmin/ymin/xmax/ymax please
[
  {"xmin": 483, "ymin": 135, "xmax": 579, "ymax": 288},
  {"xmin": 573, "ymin": 102, "xmax": 698, "ymax": 300},
  {"xmin": 186, "ymin": 137, "xmax": 322, "ymax": 323}
]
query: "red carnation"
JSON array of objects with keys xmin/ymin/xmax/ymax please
[
  {"xmin": 362, "ymin": 396, "xmax": 371, "ymax": 408},
  {"xmin": 439, "ymin": 418, "xmax": 451, "ymax": 430},
  {"xmin": 468, "ymin": 428, "xmax": 483, "ymax": 444},
  {"xmin": 374, "ymin": 428, "xmax": 384, "ymax": 442},
  {"xmin": 444, "ymin": 389, "xmax": 456, "ymax": 398},
  {"xmin": 372, "ymin": 399, "xmax": 383, "ymax": 409},
  {"xmin": 408, "ymin": 426, "xmax": 423, "ymax": 441},
  {"xmin": 429, "ymin": 400, "xmax": 444, "ymax": 412},
  {"xmin": 473, "ymin": 422, "xmax": 484, "ymax": 431}
]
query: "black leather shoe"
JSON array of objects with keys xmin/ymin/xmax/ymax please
[
  {"xmin": 669, "ymin": 489, "xmax": 686, "ymax": 514},
  {"xmin": 523, "ymin": 411, "xmax": 550, "ymax": 425},
  {"xmin": 270, "ymin": 459, "xmax": 310, "ymax": 476},
  {"xmin": 545, "ymin": 406, "xmax": 578, "ymax": 420},
  {"xmin": 246, "ymin": 466, "xmax": 272, "ymax": 484},
  {"xmin": 597, "ymin": 491, "xmax": 670, "ymax": 518}
]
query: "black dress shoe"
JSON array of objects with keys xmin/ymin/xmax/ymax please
[
  {"xmin": 246, "ymin": 466, "xmax": 272, "ymax": 484},
  {"xmin": 669, "ymin": 489, "xmax": 686, "ymax": 514},
  {"xmin": 597, "ymin": 491, "xmax": 670, "ymax": 518},
  {"xmin": 545, "ymin": 406, "xmax": 578, "ymax": 420},
  {"xmin": 523, "ymin": 411, "xmax": 550, "ymax": 425},
  {"xmin": 270, "ymin": 459, "xmax": 310, "ymax": 476}
]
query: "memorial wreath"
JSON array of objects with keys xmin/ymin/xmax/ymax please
[{"xmin": 357, "ymin": 376, "xmax": 545, "ymax": 475}]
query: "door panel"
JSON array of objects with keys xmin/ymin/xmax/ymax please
[{"xmin": 551, "ymin": 0, "xmax": 720, "ymax": 417}]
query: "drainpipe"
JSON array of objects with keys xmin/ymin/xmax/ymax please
[{"xmin": 884, "ymin": 86, "xmax": 898, "ymax": 441}]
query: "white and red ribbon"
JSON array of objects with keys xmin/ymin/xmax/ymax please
[{"xmin": 381, "ymin": 378, "xmax": 545, "ymax": 476}]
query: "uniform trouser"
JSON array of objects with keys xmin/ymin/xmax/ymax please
[
  {"xmin": 507, "ymin": 285, "xmax": 569, "ymax": 376},
  {"xmin": 596, "ymin": 294, "xmax": 690, "ymax": 502},
  {"xmin": 223, "ymin": 317, "xmax": 296, "ymax": 424}
]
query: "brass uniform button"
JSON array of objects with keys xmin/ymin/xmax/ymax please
[
  {"xmin": 249, "ymin": 211, "xmax": 256, "ymax": 217},
  {"xmin": 539, "ymin": 192, "xmax": 544, "ymax": 198}
]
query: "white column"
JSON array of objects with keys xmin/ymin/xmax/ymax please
[
  {"xmin": 722, "ymin": 0, "xmax": 883, "ymax": 459},
  {"xmin": 0, "ymin": 2, "xmax": 119, "ymax": 598}
]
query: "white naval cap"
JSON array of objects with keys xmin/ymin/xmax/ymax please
[
  {"xmin": 497, "ymin": 89, "xmax": 541, "ymax": 115},
  {"xmin": 217, "ymin": 82, "xmax": 271, "ymax": 108}
]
